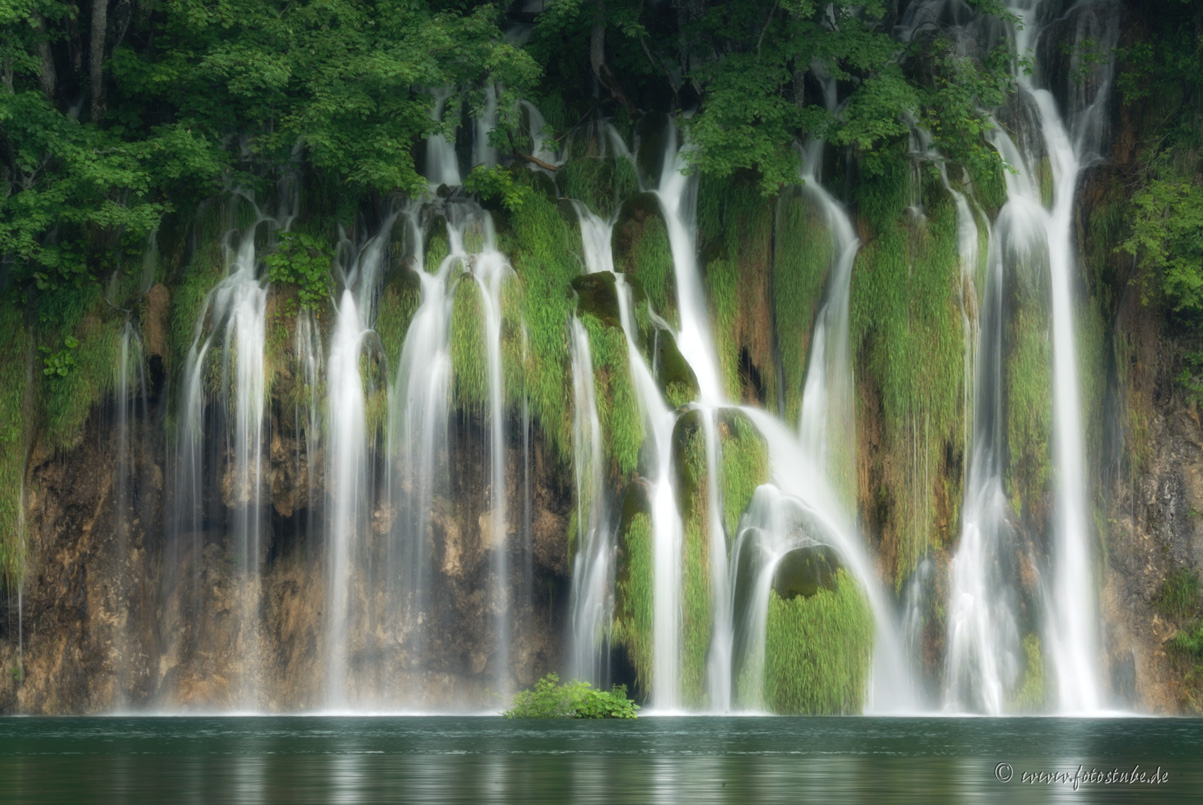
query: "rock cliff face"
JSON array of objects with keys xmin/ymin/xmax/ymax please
[{"xmin": 0, "ymin": 394, "xmax": 572, "ymax": 713}]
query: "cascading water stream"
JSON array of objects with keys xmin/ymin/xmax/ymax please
[
  {"xmin": 1010, "ymin": 0, "xmax": 1116, "ymax": 715},
  {"xmin": 170, "ymin": 207, "xmax": 271, "ymax": 709},
  {"xmin": 942, "ymin": 0, "xmax": 1116, "ymax": 713},
  {"xmin": 568, "ymin": 318, "xmax": 613, "ymax": 684},
  {"xmin": 325, "ymin": 216, "xmax": 395, "ymax": 709}
]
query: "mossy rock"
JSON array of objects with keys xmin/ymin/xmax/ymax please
[
  {"xmin": 635, "ymin": 111, "xmax": 670, "ymax": 188},
  {"xmin": 424, "ymin": 216, "xmax": 451, "ymax": 272},
  {"xmin": 612, "ymin": 480, "xmax": 655, "ymax": 697},
  {"xmin": 612, "ymin": 192, "xmax": 676, "ymax": 325},
  {"xmin": 558, "ymin": 156, "xmax": 639, "ymax": 217},
  {"xmin": 572, "ymin": 273, "xmax": 621, "ymax": 328},
  {"xmin": 772, "ymin": 545, "xmax": 841, "ymax": 600},
  {"xmin": 716, "ymin": 409, "xmax": 769, "ymax": 536},
  {"xmin": 762, "ymin": 569, "xmax": 874, "ymax": 715},
  {"xmin": 654, "ymin": 328, "xmax": 698, "ymax": 409}
]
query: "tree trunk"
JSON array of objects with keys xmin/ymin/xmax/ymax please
[{"xmin": 90, "ymin": 0, "xmax": 109, "ymax": 121}]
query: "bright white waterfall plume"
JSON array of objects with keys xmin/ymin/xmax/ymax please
[
  {"xmin": 387, "ymin": 207, "xmax": 453, "ymax": 691},
  {"xmin": 1011, "ymin": 0, "xmax": 1117, "ymax": 715},
  {"xmin": 384, "ymin": 198, "xmax": 518, "ymax": 700},
  {"xmin": 796, "ymin": 159, "xmax": 860, "ymax": 500},
  {"xmin": 944, "ymin": 164, "xmax": 1020, "ymax": 714},
  {"xmin": 171, "ymin": 206, "xmax": 271, "ymax": 707},
  {"xmin": 112, "ymin": 319, "xmax": 148, "ymax": 706},
  {"xmin": 568, "ymin": 317, "xmax": 612, "ymax": 684},
  {"xmin": 470, "ymin": 213, "xmax": 516, "ymax": 695},
  {"xmin": 941, "ymin": 0, "xmax": 1117, "ymax": 713},
  {"xmin": 426, "ymin": 89, "xmax": 462, "ymax": 188},
  {"xmin": 325, "ymin": 216, "xmax": 395, "ymax": 708}
]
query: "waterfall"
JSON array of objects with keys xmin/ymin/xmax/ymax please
[
  {"xmin": 170, "ymin": 209, "xmax": 270, "ymax": 709},
  {"xmin": 568, "ymin": 319, "xmax": 613, "ymax": 685},
  {"xmin": 113, "ymin": 320, "xmax": 147, "ymax": 707},
  {"xmin": 796, "ymin": 164, "xmax": 860, "ymax": 501},
  {"xmin": 325, "ymin": 217, "xmax": 394, "ymax": 709},
  {"xmin": 387, "ymin": 209, "xmax": 454, "ymax": 696},
  {"xmin": 943, "ymin": 0, "xmax": 1117, "ymax": 713},
  {"xmin": 426, "ymin": 89, "xmax": 462, "ymax": 188},
  {"xmin": 1012, "ymin": 0, "xmax": 1117, "ymax": 715},
  {"xmin": 944, "ymin": 178, "xmax": 1022, "ymax": 713}
]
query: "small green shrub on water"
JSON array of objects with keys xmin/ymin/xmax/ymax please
[{"xmin": 503, "ymin": 673, "xmax": 638, "ymax": 719}]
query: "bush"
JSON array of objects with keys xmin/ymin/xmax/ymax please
[{"xmin": 503, "ymin": 673, "xmax": 639, "ymax": 719}]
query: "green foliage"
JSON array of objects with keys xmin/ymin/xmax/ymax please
[
  {"xmin": 39, "ymin": 335, "xmax": 78, "ymax": 377},
  {"xmin": 718, "ymin": 412, "xmax": 769, "ymax": 537},
  {"xmin": 612, "ymin": 506, "xmax": 654, "ymax": 696},
  {"xmin": 1009, "ymin": 632, "xmax": 1046, "ymax": 711},
  {"xmin": 673, "ymin": 409, "xmax": 712, "ymax": 707},
  {"xmin": 39, "ymin": 289, "xmax": 123, "ymax": 453},
  {"xmin": 498, "ymin": 179, "xmax": 581, "ymax": 462},
  {"xmin": 760, "ymin": 570, "xmax": 874, "ymax": 715},
  {"xmin": 0, "ymin": 302, "xmax": 31, "ymax": 587},
  {"xmin": 774, "ymin": 188, "xmax": 833, "ymax": 423},
  {"xmin": 1158, "ymin": 568, "xmax": 1201, "ymax": 622},
  {"xmin": 698, "ymin": 171, "xmax": 777, "ymax": 407},
  {"xmin": 449, "ymin": 275, "xmax": 488, "ymax": 411},
  {"xmin": 1122, "ymin": 172, "xmax": 1203, "ymax": 319},
  {"xmin": 613, "ymin": 194, "xmax": 676, "ymax": 329},
  {"xmin": 264, "ymin": 232, "xmax": 334, "ymax": 312},
  {"xmin": 1006, "ymin": 290, "xmax": 1052, "ymax": 520},
  {"xmin": 580, "ymin": 313, "xmax": 643, "ymax": 477},
  {"xmin": 558, "ymin": 156, "xmax": 639, "ymax": 217},
  {"xmin": 850, "ymin": 175, "xmax": 966, "ymax": 583},
  {"xmin": 503, "ymin": 673, "xmax": 638, "ymax": 719},
  {"xmin": 464, "ymin": 165, "xmax": 535, "ymax": 212},
  {"xmin": 376, "ymin": 277, "xmax": 422, "ymax": 371}
]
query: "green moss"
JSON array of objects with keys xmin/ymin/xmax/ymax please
[
  {"xmin": 718, "ymin": 411, "xmax": 769, "ymax": 536},
  {"xmin": 1005, "ymin": 295, "xmax": 1053, "ymax": 521},
  {"xmin": 774, "ymin": 187, "xmax": 833, "ymax": 423},
  {"xmin": 612, "ymin": 491, "xmax": 654, "ymax": 696},
  {"xmin": 425, "ymin": 218, "xmax": 450, "ymax": 272},
  {"xmin": 1157, "ymin": 568, "xmax": 1201, "ymax": 621},
  {"xmin": 759, "ymin": 570, "xmax": 874, "ymax": 714},
  {"xmin": 449, "ymin": 274, "xmax": 488, "ymax": 411},
  {"xmin": 500, "ymin": 274, "xmax": 527, "ymax": 410},
  {"xmin": 558, "ymin": 156, "xmax": 639, "ymax": 217},
  {"xmin": 612, "ymin": 193, "xmax": 676, "ymax": 327},
  {"xmin": 849, "ymin": 180, "xmax": 967, "ymax": 586},
  {"xmin": 377, "ymin": 274, "xmax": 422, "ymax": 370},
  {"xmin": 0, "ymin": 302, "xmax": 31, "ymax": 587},
  {"xmin": 41, "ymin": 291, "xmax": 124, "ymax": 453},
  {"xmin": 1036, "ymin": 156, "xmax": 1055, "ymax": 209},
  {"xmin": 654, "ymin": 329, "xmax": 699, "ymax": 409},
  {"xmin": 496, "ymin": 177, "xmax": 582, "ymax": 463},
  {"xmin": 698, "ymin": 171, "xmax": 778, "ymax": 408},
  {"xmin": 169, "ymin": 201, "xmax": 230, "ymax": 379},
  {"xmin": 705, "ymin": 251, "xmax": 742, "ymax": 401},
  {"xmin": 579, "ymin": 313, "xmax": 643, "ymax": 478},
  {"xmin": 673, "ymin": 408, "xmax": 712, "ymax": 707},
  {"xmin": 1009, "ymin": 632, "xmax": 1046, "ymax": 712}
]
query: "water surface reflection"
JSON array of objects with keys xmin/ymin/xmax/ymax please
[{"xmin": 0, "ymin": 717, "xmax": 1196, "ymax": 803}]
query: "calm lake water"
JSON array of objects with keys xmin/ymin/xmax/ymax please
[{"xmin": 0, "ymin": 716, "xmax": 1199, "ymax": 803}]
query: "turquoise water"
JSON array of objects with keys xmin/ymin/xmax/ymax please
[{"xmin": 0, "ymin": 717, "xmax": 1198, "ymax": 803}]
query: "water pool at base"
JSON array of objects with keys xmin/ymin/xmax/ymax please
[{"xmin": 1, "ymin": 716, "xmax": 1199, "ymax": 803}]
